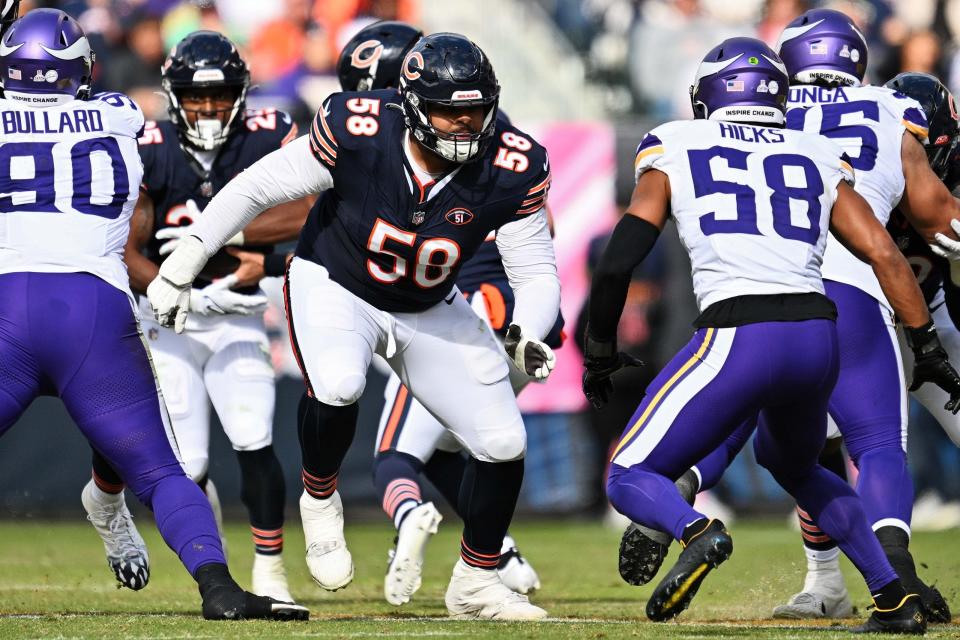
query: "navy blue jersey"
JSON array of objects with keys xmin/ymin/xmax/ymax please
[
  {"xmin": 297, "ymin": 89, "xmax": 551, "ymax": 313},
  {"xmin": 138, "ymin": 109, "xmax": 298, "ymax": 282},
  {"xmin": 887, "ymin": 209, "xmax": 960, "ymax": 328}
]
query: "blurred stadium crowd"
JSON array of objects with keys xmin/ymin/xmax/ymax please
[{"xmin": 5, "ymin": 0, "xmax": 959, "ymax": 531}]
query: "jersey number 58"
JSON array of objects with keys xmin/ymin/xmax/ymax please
[{"xmin": 366, "ymin": 218, "xmax": 461, "ymax": 288}]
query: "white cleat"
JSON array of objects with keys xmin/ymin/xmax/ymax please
[
  {"xmin": 81, "ymin": 479, "xmax": 150, "ymax": 590},
  {"xmin": 498, "ymin": 535, "xmax": 541, "ymax": 594},
  {"xmin": 300, "ymin": 490, "xmax": 353, "ymax": 591},
  {"xmin": 252, "ymin": 553, "xmax": 296, "ymax": 604},
  {"xmin": 445, "ymin": 559, "xmax": 547, "ymax": 620},
  {"xmin": 772, "ymin": 559, "xmax": 853, "ymax": 619},
  {"xmin": 384, "ymin": 502, "xmax": 442, "ymax": 606},
  {"xmin": 772, "ymin": 590, "xmax": 854, "ymax": 619}
]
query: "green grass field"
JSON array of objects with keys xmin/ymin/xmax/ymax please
[{"xmin": 0, "ymin": 518, "xmax": 958, "ymax": 638}]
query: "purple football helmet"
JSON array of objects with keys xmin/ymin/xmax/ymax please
[
  {"xmin": 690, "ymin": 37, "xmax": 789, "ymax": 126},
  {"xmin": 776, "ymin": 9, "xmax": 867, "ymax": 87},
  {"xmin": 0, "ymin": 8, "xmax": 95, "ymax": 107}
]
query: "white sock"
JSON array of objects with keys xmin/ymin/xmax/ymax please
[
  {"xmin": 805, "ymin": 545, "xmax": 840, "ymax": 566},
  {"xmin": 393, "ymin": 500, "xmax": 419, "ymax": 530},
  {"xmin": 90, "ymin": 484, "xmax": 124, "ymax": 507}
]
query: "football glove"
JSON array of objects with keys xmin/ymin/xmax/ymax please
[
  {"xmin": 904, "ymin": 321, "xmax": 960, "ymax": 414},
  {"xmin": 147, "ymin": 234, "xmax": 208, "ymax": 333},
  {"xmin": 156, "ymin": 200, "xmax": 243, "ymax": 256},
  {"xmin": 190, "ymin": 275, "xmax": 268, "ymax": 316},
  {"xmin": 582, "ymin": 333, "xmax": 644, "ymax": 409},
  {"xmin": 504, "ymin": 324, "xmax": 556, "ymax": 380}
]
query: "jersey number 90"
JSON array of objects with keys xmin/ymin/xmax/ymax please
[{"xmin": 0, "ymin": 138, "xmax": 130, "ymax": 219}]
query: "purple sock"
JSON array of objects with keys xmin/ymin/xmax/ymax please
[
  {"xmin": 779, "ymin": 465, "xmax": 897, "ymax": 591},
  {"xmin": 607, "ymin": 463, "xmax": 704, "ymax": 541},
  {"xmin": 855, "ymin": 447, "xmax": 914, "ymax": 529},
  {"xmin": 150, "ymin": 475, "xmax": 226, "ymax": 576}
]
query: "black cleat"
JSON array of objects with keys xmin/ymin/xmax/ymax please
[
  {"xmin": 852, "ymin": 594, "xmax": 926, "ymax": 635},
  {"xmin": 197, "ymin": 563, "xmax": 308, "ymax": 621},
  {"xmin": 645, "ymin": 519, "xmax": 732, "ymax": 621},
  {"xmin": 619, "ymin": 523, "xmax": 671, "ymax": 586},
  {"xmin": 913, "ymin": 582, "xmax": 951, "ymax": 624},
  {"xmin": 202, "ymin": 587, "xmax": 309, "ymax": 621}
]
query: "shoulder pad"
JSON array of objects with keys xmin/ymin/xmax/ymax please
[
  {"xmin": 241, "ymin": 108, "xmax": 299, "ymax": 146},
  {"xmin": 488, "ymin": 121, "xmax": 550, "ymax": 214},
  {"xmin": 308, "ymin": 89, "xmax": 401, "ymax": 170},
  {"xmin": 91, "ymin": 91, "xmax": 145, "ymax": 138}
]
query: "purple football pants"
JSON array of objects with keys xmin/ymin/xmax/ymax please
[
  {"xmin": 606, "ymin": 319, "xmax": 897, "ymax": 591},
  {"xmin": 0, "ymin": 272, "xmax": 224, "ymax": 576},
  {"xmin": 693, "ymin": 281, "xmax": 913, "ymax": 532}
]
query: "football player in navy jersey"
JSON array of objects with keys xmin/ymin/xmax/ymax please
[
  {"xmin": 329, "ymin": 22, "xmax": 563, "ymax": 605},
  {"xmin": 83, "ymin": 32, "xmax": 311, "ymax": 604},
  {"xmin": 149, "ymin": 32, "xmax": 560, "ymax": 620}
]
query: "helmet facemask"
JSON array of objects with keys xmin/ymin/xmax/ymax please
[
  {"xmin": 164, "ymin": 80, "xmax": 246, "ymax": 151},
  {"xmin": 402, "ymin": 90, "xmax": 498, "ymax": 164}
]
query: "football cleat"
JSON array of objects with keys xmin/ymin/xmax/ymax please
[
  {"xmin": 773, "ymin": 591, "xmax": 854, "ymax": 619},
  {"xmin": 198, "ymin": 566, "xmax": 308, "ymax": 621},
  {"xmin": 498, "ymin": 535, "xmax": 541, "ymax": 594},
  {"xmin": 251, "ymin": 553, "xmax": 295, "ymax": 604},
  {"xmin": 919, "ymin": 584, "xmax": 951, "ymax": 623},
  {"xmin": 618, "ymin": 469, "xmax": 698, "ymax": 586},
  {"xmin": 773, "ymin": 556, "xmax": 853, "ymax": 619},
  {"xmin": 619, "ymin": 523, "xmax": 671, "ymax": 586},
  {"xmin": 384, "ymin": 502, "xmax": 442, "ymax": 605},
  {"xmin": 851, "ymin": 594, "xmax": 926, "ymax": 635},
  {"xmin": 646, "ymin": 519, "xmax": 732, "ymax": 622},
  {"xmin": 81, "ymin": 480, "xmax": 150, "ymax": 590},
  {"xmin": 445, "ymin": 559, "xmax": 547, "ymax": 620},
  {"xmin": 300, "ymin": 490, "xmax": 353, "ymax": 591}
]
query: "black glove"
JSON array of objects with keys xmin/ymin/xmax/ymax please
[
  {"xmin": 582, "ymin": 333, "xmax": 644, "ymax": 409},
  {"xmin": 905, "ymin": 321, "xmax": 960, "ymax": 414}
]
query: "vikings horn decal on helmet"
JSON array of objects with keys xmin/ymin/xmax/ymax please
[
  {"xmin": 689, "ymin": 37, "xmax": 789, "ymax": 126},
  {"xmin": 337, "ymin": 20, "xmax": 423, "ymax": 92},
  {"xmin": 161, "ymin": 31, "xmax": 250, "ymax": 150},
  {"xmin": 886, "ymin": 72, "xmax": 960, "ymax": 181},
  {"xmin": 0, "ymin": 8, "xmax": 95, "ymax": 107},
  {"xmin": 398, "ymin": 32, "xmax": 500, "ymax": 164},
  {"xmin": 0, "ymin": 0, "xmax": 20, "ymax": 38},
  {"xmin": 776, "ymin": 9, "xmax": 868, "ymax": 88}
]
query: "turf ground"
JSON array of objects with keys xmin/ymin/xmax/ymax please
[{"xmin": 0, "ymin": 519, "xmax": 958, "ymax": 639}]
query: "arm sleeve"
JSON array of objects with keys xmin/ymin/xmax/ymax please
[
  {"xmin": 496, "ymin": 208, "xmax": 561, "ymax": 340},
  {"xmin": 189, "ymin": 135, "xmax": 334, "ymax": 255}
]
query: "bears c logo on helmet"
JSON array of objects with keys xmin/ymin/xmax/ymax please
[
  {"xmin": 403, "ymin": 51, "xmax": 424, "ymax": 81},
  {"xmin": 350, "ymin": 40, "xmax": 384, "ymax": 70}
]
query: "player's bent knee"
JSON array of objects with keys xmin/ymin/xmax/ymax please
[
  {"xmin": 316, "ymin": 372, "xmax": 366, "ymax": 406},
  {"xmin": 474, "ymin": 427, "xmax": 526, "ymax": 462},
  {"xmin": 181, "ymin": 457, "xmax": 209, "ymax": 484}
]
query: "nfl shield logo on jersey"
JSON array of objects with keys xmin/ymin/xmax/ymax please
[{"xmin": 410, "ymin": 210, "xmax": 426, "ymax": 226}]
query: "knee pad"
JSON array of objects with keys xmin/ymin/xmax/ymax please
[
  {"xmin": 476, "ymin": 425, "xmax": 526, "ymax": 462},
  {"xmin": 469, "ymin": 400, "xmax": 526, "ymax": 462},
  {"xmin": 181, "ymin": 457, "xmax": 209, "ymax": 484},
  {"xmin": 316, "ymin": 372, "xmax": 366, "ymax": 406}
]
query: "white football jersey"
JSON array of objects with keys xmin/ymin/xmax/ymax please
[
  {"xmin": 635, "ymin": 119, "xmax": 854, "ymax": 312},
  {"xmin": 786, "ymin": 84, "xmax": 928, "ymax": 310},
  {"xmin": 0, "ymin": 92, "xmax": 145, "ymax": 296}
]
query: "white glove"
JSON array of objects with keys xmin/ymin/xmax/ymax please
[
  {"xmin": 190, "ymin": 275, "xmax": 269, "ymax": 316},
  {"xmin": 147, "ymin": 234, "xmax": 208, "ymax": 333},
  {"xmin": 931, "ymin": 218, "xmax": 960, "ymax": 285},
  {"xmin": 156, "ymin": 200, "xmax": 243, "ymax": 256},
  {"xmin": 503, "ymin": 323, "xmax": 556, "ymax": 380}
]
